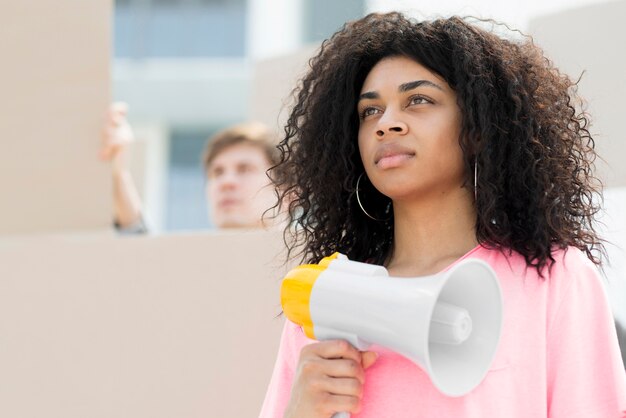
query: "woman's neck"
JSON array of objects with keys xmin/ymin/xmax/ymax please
[{"xmin": 386, "ymin": 187, "xmax": 478, "ymax": 277}]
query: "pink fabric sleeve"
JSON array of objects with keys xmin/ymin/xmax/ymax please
[
  {"xmin": 259, "ymin": 320, "xmax": 302, "ymax": 418},
  {"xmin": 546, "ymin": 250, "xmax": 626, "ymax": 418}
]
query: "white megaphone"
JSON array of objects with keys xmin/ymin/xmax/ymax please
[{"xmin": 281, "ymin": 253, "xmax": 502, "ymax": 418}]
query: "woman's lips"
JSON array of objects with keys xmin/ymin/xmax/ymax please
[
  {"xmin": 376, "ymin": 153, "xmax": 415, "ymax": 169},
  {"xmin": 374, "ymin": 144, "xmax": 416, "ymax": 169}
]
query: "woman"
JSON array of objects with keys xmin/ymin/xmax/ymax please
[{"xmin": 261, "ymin": 12, "xmax": 626, "ymax": 418}]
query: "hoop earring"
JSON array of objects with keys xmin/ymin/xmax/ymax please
[
  {"xmin": 356, "ymin": 173, "xmax": 390, "ymax": 222},
  {"xmin": 474, "ymin": 156, "xmax": 478, "ymax": 202}
]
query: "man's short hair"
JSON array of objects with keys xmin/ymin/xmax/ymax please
[{"xmin": 202, "ymin": 122, "xmax": 279, "ymax": 172}]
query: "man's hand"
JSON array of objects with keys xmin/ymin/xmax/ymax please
[{"xmin": 100, "ymin": 102, "xmax": 135, "ymax": 163}]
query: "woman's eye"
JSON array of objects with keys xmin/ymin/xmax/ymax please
[
  {"xmin": 409, "ymin": 95, "xmax": 430, "ymax": 105},
  {"xmin": 361, "ymin": 107, "xmax": 380, "ymax": 118}
]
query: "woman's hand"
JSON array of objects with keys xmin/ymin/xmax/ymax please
[{"xmin": 284, "ymin": 340, "xmax": 378, "ymax": 418}]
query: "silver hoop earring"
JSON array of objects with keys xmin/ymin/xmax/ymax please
[
  {"xmin": 474, "ymin": 156, "xmax": 478, "ymax": 202},
  {"xmin": 356, "ymin": 173, "xmax": 390, "ymax": 221}
]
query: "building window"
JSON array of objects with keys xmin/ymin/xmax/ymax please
[{"xmin": 114, "ymin": 0, "xmax": 247, "ymax": 58}]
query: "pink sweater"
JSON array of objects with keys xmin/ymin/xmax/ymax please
[{"xmin": 259, "ymin": 245, "xmax": 626, "ymax": 417}]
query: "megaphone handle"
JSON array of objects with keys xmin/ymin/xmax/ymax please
[{"xmin": 332, "ymin": 412, "xmax": 350, "ymax": 418}]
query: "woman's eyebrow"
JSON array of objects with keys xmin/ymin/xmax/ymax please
[
  {"xmin": 359, "ymin": 79, "xmax": 444, "ymax": 102},
  {"xmin": 359, "ymin": 91, "xmax": 379, "ymax": 101},
  {"xmin": 399, "ymin": 79, "xmax": 444, "ymax": 92}
]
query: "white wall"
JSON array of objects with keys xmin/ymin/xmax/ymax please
[
  {"xmin": 529, "ymin": 0, "xmax": 626, "ymax": 189},
  {"xmin": 600, "ymin": 188, "xmax": 626, "ymax": 323},
  {"xmin": 246, "ymin": 0, "xmax": 305, "ymax": 60}
]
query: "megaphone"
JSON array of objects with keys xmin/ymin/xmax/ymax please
[{"xmin": 281, "ymin": 253, "xmax": 502, "ymax": 417}]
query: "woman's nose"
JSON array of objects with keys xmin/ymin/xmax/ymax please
[{"xmin": 375, "ymin": 111, "xmax": 408, "ymax": 138}]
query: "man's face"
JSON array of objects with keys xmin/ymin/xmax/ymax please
[{"xmin": 206, "ymin": 144, "xmax": 274, "ymax": 228}]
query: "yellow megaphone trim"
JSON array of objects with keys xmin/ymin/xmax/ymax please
[{"xmin": 280, "ymin": 253, "xmax": 341, "ymax": 339}]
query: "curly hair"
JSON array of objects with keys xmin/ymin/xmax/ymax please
[{"xmin": 270, "ymin": 12, "xmax": 604, "ymax": 275}]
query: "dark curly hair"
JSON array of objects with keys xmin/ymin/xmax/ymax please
[{"xmin": 270, "ymin": 12, "xmax": 604, "ymax": 275}]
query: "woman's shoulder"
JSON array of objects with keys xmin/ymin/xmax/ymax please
[
  {"xmin": 547, "ymin": 245, "xmax": 600, "ymax": 279},
  {"xmin": 471, "ymin": 244, "xmax": 601, "ymax": 290},
  {"xmin": 474, "ymin": 244, "xmax": 597, "ymax": 273}
]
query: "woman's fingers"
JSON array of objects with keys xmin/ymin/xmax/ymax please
[
  {"xmin": 325, "ymin": 358, "xmax": 366, "ymax": 383},
  {"xmin": 305, "ymin": 339, "xmax": 362, "ymax": 363},
  {"xmin": 322, "ymin": 376, "xmax": 364, "ymax": 398},
  {"xmin": 361, "ymin": 351, "xmax": 379, "ymax": 369},
  {"xmin": 324, "ymin": 393, "xmax": 363, "ymax": 414},
  {"xmin": 286, "ymin": 341, "xmax": 379, "ymax": 418}
]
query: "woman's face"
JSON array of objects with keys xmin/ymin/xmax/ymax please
[{"xmin": 357, "ymin": 56, "xmax": 465, "ymax": 202}]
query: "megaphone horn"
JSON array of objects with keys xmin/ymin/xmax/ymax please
[{"xmin": 281, "ymin": 253, "xmax": 503, "ymax": 402}]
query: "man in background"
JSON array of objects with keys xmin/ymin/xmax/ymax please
[
  {"xmin": 202, "ymin": 120, "xmax": 279, "ymax": 228},
  {"xmin": 100, "ymin": 103, "xmax": 279, "ymax": 231}
]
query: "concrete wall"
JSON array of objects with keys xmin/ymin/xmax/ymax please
[
  {"xmin": 0, "ymin": 231, "xmax": 287, "ymax": 418},
  {"xmin": 0, "ymin": 1, "xmax": 113, "ymax": 235}
]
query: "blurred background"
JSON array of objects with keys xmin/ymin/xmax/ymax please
[
  {"xmin": 114, "ymin": 0, "xmax": 623, "ymax": 232},
  {"xmin": 112, "ymin": 0, "xmax": 367, "ymax": 231}
]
